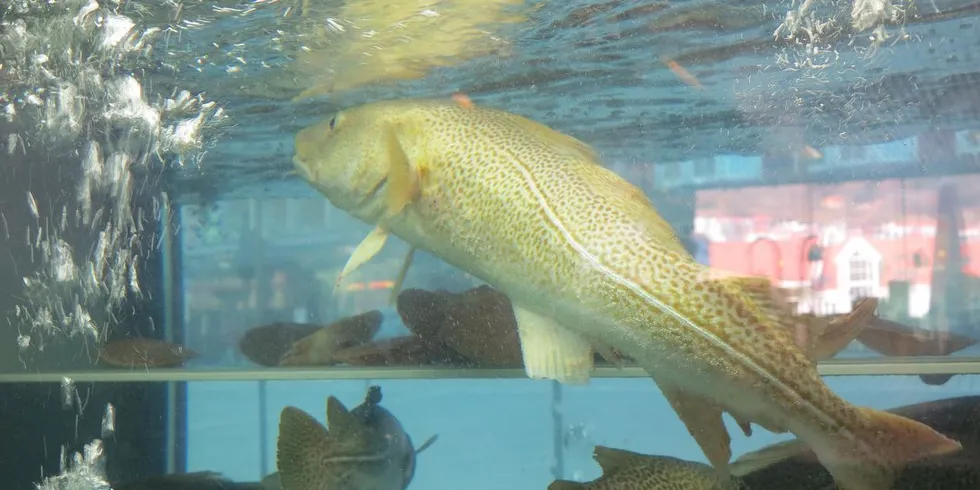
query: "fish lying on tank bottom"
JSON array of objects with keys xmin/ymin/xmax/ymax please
[
  {"xmin": 550, "ymin": 445, "xmax": 743, "ymax": 490},
  {"xmin": 552, "ymin": 395, "xmax": 980, "ymax": 490},
  {"xmin": 290, "ymin": 97, "xmax": 960, "ymax": 490},
  {"xmin": 276, "ymin": 385, "xmax": 437, "ymax": 490}
]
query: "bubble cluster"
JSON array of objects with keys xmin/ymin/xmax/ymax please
[
  {"xmin": 1, "ymin": 0, "xmax": 226, "ymax": 353},
  {"xmin": 35, "ymin": 439, "xmax": 110, "ymax": 490}
]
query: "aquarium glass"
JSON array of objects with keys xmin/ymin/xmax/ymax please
[{"xmin": 2, "ymin": 0, "xmax": 980, "ymax": 489}]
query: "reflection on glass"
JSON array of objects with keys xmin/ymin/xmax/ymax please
[{"xmin": 4, "ymin": 0, "xmax": 980, "ymax": 489}]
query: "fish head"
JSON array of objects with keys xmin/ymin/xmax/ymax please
[{"xmin": 293, "ymin": 100, "xmax": 427, "ymax": 222}]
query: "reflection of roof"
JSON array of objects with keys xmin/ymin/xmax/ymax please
[{"xmin": 707, "ymin": 234, "xmax": 980, "ymax": 291}]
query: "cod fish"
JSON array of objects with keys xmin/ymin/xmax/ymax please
[
  {"xmin": 732, "ymin": 395, "xmax": 980, "ymax": 489},
  {"xmin": 548, "ymin": 396, "xmax": 980, "ymax": 490},
  {"xmin": 276, "ymin": 385, "xmax": 437, "ymax": 490},
  {"xmin": 550, "ymin": 445, "xmax": 742, "ymax": 490},
  {"xmin": 550, "ymin": 394, "xmax": 980, "ymax": 490},
  {"xmin": 291, "ymin": 98, "xmax": 959, "ymax": 490}
]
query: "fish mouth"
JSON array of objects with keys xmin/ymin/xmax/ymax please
[{"xmin": 292, "ymin": 156, "xmax": 314, "ymax": 181}]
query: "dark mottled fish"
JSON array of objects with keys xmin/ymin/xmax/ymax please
[
  {"xmin": 113, "ymin": 471, "xmax": 264, "ymax": 490},
  {"xmin": 857, "ymin": 316, "xmax": 976, "ymax": 358},
  {"xmin": 239, "ymin": 322, "xmax": 322, "ymax": 367},
  {"xmin": 276, "ymin": 385, "xmax": 437, "ymax": 490},
  {"xmin": 99, "ymin": 339, "xmax": 197, "ymax": 368},
  {"xmin": 278, "ymin": 310, "xmax": 384, "ymax": 366},
  {"xmin": 397, "ymin": 286, "xmax": 525, "ymax": 368},
  {"xmin": 733, "ymin": 395, "xmax": 980, "ymax": 489},
  {"xmin": 332, "ymin": 335, "xmax": 469, "ymax": 367},
  {"xmin": 549, "ymin": 446, "xmax": 742, "ymax": 490},
  {"xmin": 856, "ymin": 316, "xmax": 977, "ymax": 386},
  {"xmin": 548, "ymin": 396, "xmax": 980, "ymax": 490}
]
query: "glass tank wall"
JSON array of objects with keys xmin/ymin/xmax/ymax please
[{"xmin": 1, "ymin": 0, "xmax": 980, "ymax": 489}]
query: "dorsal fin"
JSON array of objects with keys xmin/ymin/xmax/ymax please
[
  {"xmin": 709, "ymin": 273, "xmax": 798, "ymax": 334},
  {"xmin": 706, "ymin": 270, "xmax": 863, "ymax": 360},
  {"xmin": 498, "ymin": 111, "xmax": 600, "ymax": 163},
  {"xmin": 809, "ymin": 297, "xmax": 878, "ymax": 361},
  {"xmin": 716, "ymin": 274, "xmax": 792, "ymax": 316},
  {"xmin": 326, "ymin": 396, "xmax": 356, "ymax": 435},
  {"xmin": 277, "ymin": 406, "xmax": 334, "ymax": 490},
  {"xmin": 592, "ymin": 445, "xmax": 650, "ymax": 475}
]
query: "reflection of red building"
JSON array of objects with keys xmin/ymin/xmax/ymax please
[{"xmin": 708, "ymin": 233, "xmax": 980, "ymax": 317}]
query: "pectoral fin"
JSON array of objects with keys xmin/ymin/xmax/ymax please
[
  {"xmin": 415, "ymin": 434, "xmax": 439, "ymax": 454},
  {"xmin": 511, "ymin": 305, "xmax": 594, "ymax": 384},
  {"xmin": 335, "ymin": 226, "xmax": 389, "ymax": 293},
  {"xmin": 335, "ymin": 130, "xmax": 423, "ymax": 297},
  {"xmin": 388, "ymin": 247, "xmax": 416, "ymax": 305},
  {"xmin": 384, "ymin": 128, "xmax": 424, "ymax": 218},
  {"xmin": 657, "ymin": 384, "xmax": 733, "ymax": 476}
]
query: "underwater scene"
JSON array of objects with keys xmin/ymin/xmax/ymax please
[{"xmin": 3, "ymin": 0, "xmax": 980, "ymax": 489}]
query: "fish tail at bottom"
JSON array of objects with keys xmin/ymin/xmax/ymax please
[{"xmin": 813, "ymin": 406, "xmax": 962, "ymax": 490}]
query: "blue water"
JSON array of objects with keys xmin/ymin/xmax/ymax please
[
  {"xmin": 64, "ymin": 0, "xmax": 979, "ymax": 201},
  {"xmin": 5, "ymin": 0, "xmax": 980, "ymax": 488},
  {"xmin": 185, "ymin": 375, "xmax": 980, "ymax": 488}
]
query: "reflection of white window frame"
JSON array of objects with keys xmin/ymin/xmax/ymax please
[
  {"xmin": 836, "ymin": 237, "xmax": 882, "ymax": 306},
  {"xmin": 809, "ymin": 261, "xmax": 823, "ymax": 277},
  {"xmin": 820, "ymin": 298, "xmax": 836, "ymax": 315},
  {"xmin": 849, "ymin": 285, "xmax": 873, "ymax": 301},
  {"xmin": 849, "ymin": 254, "xmax": 871, "ymax": 282}
]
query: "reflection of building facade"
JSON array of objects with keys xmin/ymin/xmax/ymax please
[
  {"xmin": 650, "ymin": 128, "xmax": 980, "ymax": 191},
  {"xmin": 702, "ymin": 222, "xmax": 980, "ymax": 318},
  {"xmin": 694, "ymin": 172, "xmax": 980, "ymax": 326}
]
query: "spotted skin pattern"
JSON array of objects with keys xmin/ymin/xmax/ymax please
[
  {"xmin": 293, "ymin": 98, "xmax": 959, "ymax": 490},
  {"xmin": 556, "ymin": 457, "xmax": 744, "ymax": 490}
]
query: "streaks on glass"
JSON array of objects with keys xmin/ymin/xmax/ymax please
[
  {"xmin": 100, "ymin": 403, "xmax": 116, "ymax": 439},
  {"xmin": 61, "ymin": 376, "xmax": 76, "ymax": 410}
]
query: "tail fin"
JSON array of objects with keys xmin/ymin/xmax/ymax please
[
  {"xmin": 814, "ymin": 407, "xmax": 961, "ymax": 490},
  {"xmin": 548, "ymin": 480, "xmax": 586, "ymax": 490}
]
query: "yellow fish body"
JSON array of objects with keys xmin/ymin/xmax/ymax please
[{"xmin": 292, "ymin": 98, "xmax": 960, "ymax": 490}]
